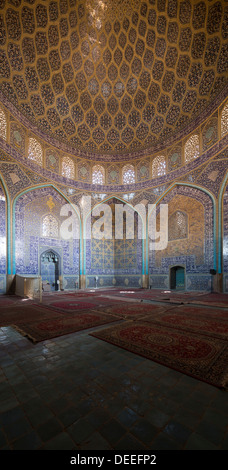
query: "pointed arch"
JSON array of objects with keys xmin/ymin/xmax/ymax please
[
  {"xmin": 28, "ymin": 137, "xmax": 43, "ymax": 165},
  {"xmin": 168, "ymin": 210, "xmax": 188, "ymax": 241},
  {"xmin": 184, "ymin": 134, "xmax": 200, "ymax": 163},
  {"xmin": 42, "ymin": 213, "xmax": 59, "ymax": 238},
  {"xmin": 12, "ymin": 184, "xmax": 82, "ymax": 275},
  {"xmin": 83, "ymin": 194, "xmax": 146, "ymax": 277},
  {"xmin": 92, "ymin": 165, "xmax": 105, "ymax": 185},
  {"xmin": 147, "ymin": 182, "xmax": 216, "ymax": 276},
  {"xmin": 122, "ymin": 164, "xmax": 135, "ymax": 184},
  {"xmin": 152, "ymin": 155, "xmax": 166, "ymax": 178},
  {"xmin": 61, "ymin": 156, "xmax": 75, "ymax": 179}
]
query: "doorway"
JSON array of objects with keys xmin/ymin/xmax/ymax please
[
  {"xmin": 40, "ymin": 250, "xmax": 60, "ymax": 291},
  {"xmin": 170, "ymin": 266, "xmax": 185, "ymax": 290}
]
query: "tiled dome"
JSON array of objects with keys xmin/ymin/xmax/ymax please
[{"xmin": 0, "ymin": 0, "xmax": 227, "ymax": 160}]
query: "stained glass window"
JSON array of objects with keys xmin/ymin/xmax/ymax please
[
  {"xmin": 122, "ymin": 164, "xmax": 135, "ymax": 184},
  {"xmin": 92, "ymin": 165, "xmax": 105, "ymax": 185},
  {"xmin": 0, "ymin": 107, "xmax": 7, "ymax": 141},
  {"xmin": 28, "ymin": 138, "xmax": 43, "ymax": 165},
  {"xmin": 184, "ymin": 134, "xmax": 200, "ymax": 163},
  {"xmin": 221, "ymin": 102, "xmax": 228, "ymax": 137},
  {"xmin": 152, "ymin": 156, "xmax": 166, "ymax": 178},
  {"xmin": 62, "ymin": 156, "xmax": 75, "ymax": 179},
  {"xmin": 168, "ymin": 211, "xmax": 188, "ymax": 241},
  {"xmin": 42, "ymin": 214, "xmax": 58, "ymax": 238}
]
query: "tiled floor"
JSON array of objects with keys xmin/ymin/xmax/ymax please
[{"xmin": 0, "ymin": 318, "xmax": 227, "ymax": 450}]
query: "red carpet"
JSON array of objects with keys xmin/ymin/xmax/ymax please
[
  {"xmin": 12, "ymin": 310, "xmax": 119, "ymax": 343},
  {"xmin": 0, "ymin": 305, "xmax": 62, "ymax": 326},
  {"xmin": 188, "ymin": 293, "xmax": 228, "ymax": 307},
  {"xmin": 48, "ymin": 300, "xmax": 97, "ymax": 310},
  {"xmin": 175, "ymin": 305, "xmax": 228, "ymax": 319},
  {"xmin": 0, "ymin": 302, "xmax": 119, "ymax": 343},
  {"xmin": 140, "ymin": 307, "xmax": 228, "ymax": 341},
  {"xmin": 93, "ymin": 303, "xmax": 166, "ymax": 319},
  {"xmin": 91, "ymin": 320, "xmax": 228, "ymax": 389}
]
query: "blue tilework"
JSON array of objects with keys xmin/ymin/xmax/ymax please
[
  {"xmin": 223, "ymin": 186, "xmax": 228, "ymax": 276},
  {"xmin": 14, "ymin": 187, "xmax": 79, "ymax": 283},
  {"xmin": 148, "ymin": 186, "xmax": 214, "ymax": 291},
  {"xmin": 86, "ymin": 275, "xmax": 142, "ymax": 288},
  {"xmin": 0, "ymin": 183, "xmax": 6, "ymax": 278}
]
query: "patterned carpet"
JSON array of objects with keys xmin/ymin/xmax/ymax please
[
  {"xmin": 91, "ymin": 319, "xmax": 228, "ymax": 390},
  {"xmin": 0, "ymin": 291, "xmax": 227, "ymax": 386},
  {"xmin": 92, "ymin": 303, "xmax": 167, "ymax": 319},
  {"xmin": 0, "ymin": 300, "xmax": 120, "ymax": 343},
  {"xmin": 0, "ymin": 305, "xmax": 61, "ymax": 326},
  {"xmin": 187, "ymin": 293, "xmax": 228, "ymax": 307},
  {"xmin": 12, "ymin": 310, "xmax": 119, "ymax": 343},
  {"xmin": 140, "ymin": 306, "xmax": 228, "ymax": 341}
]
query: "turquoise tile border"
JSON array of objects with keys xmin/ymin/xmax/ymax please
[
  {"xmin": 0, "ymin": 175, "xmax": 11, "ymax": 275},
  {"xmin": 218, "ymin": 171, "xmax": 228, "ymax": 274}
]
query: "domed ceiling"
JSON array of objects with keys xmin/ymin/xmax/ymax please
[{"xmin": 0, "ymin": 0, "xmax": 227, "ymax": 160}]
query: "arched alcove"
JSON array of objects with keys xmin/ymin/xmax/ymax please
[
  {"xmin": 148, "ymin": 185, "xmax": 214, "ymax": 292},
  {"xmin": 84, "ymin": 196, "xmax": 144, "ymax": 288},
  {"xmin": 40, "ymin": 249, "xmax": 60, "ymax": 291},
  {"xmin": 14, "ymin": 186, "xmax": 80, "ymax": 291}
]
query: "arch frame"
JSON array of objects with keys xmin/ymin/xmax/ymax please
[
  {"xmin": 218, "ymin": 171, "xmax": 228, "ymax": 275},
  {"xmin": 169, "ymin": 264, "xmax": 186, "ymax": 290},
  {"xmin": 0, "ymin": 173, "xmax": 11, "ymax": 275},
  {"xmin": 146, "ymin": 182, "xmax": 217, "ymax": 276},
  {"xmin": 41, "ymin": 213, "xmax": 59, "ymax": 238},
  {"xmin": 12, "ymin": 184, "xmax": 82, "ymax": 276},
  {"xmin": 83, "ymin": 194, "xmax": 146, "ymax": 277}
]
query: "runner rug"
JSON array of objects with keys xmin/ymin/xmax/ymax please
[{"xmin": 91, "ymin": 319, "xmax": 228, "ymax": 389}]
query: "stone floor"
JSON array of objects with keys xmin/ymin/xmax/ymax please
[{"xmin": 0, "ymin": 319, "xmax": 228, "ymax": 451}]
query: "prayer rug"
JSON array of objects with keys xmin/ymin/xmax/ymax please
[
  {"xmin": 48, "ymin": 300, "xmax": 97, "ymax": 310},
  {"xmin": 0, "ymin": 305, "xmax": 63, "ymax": 326},
  {"xmin": 175, "ymin": 305, "xmax": 228, "ymax": 318},
  {"xmin": 91, "ymin": 321, "xmax": 228, "ymax": 389},
  {"xmin": 12, "ymin": 311, "xmax": 119, "ymax": 343},
  {"xmin": 140, "ymin": 308, "xmax": 228, "ymax": 341},
  {"xmin": 92, "ymin": 303, "xmax": 167, "ymax": 319},
  {"xmin": 188, "ymin": 293, "xmax": 228, "ymax": 307},
  {"xmin": 39, "ymin": 297, "xmax": 130, "ymax": 315}
]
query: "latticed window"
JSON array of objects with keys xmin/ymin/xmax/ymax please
[
  {"xmin": 152, "ymin": 156, "xmax": 166, "ymax": 178},
  {"xmin": 184, "ymin": 134, "xmax": 200, "ymax": 163},
  {"xmin": 0, "ymin": 107, "xmax": 7, "ymax": 141},
  {"xmin": 28, "ymin": 138, "xmax": 43, "ymax": 165},
  {"xmin": 62, "ymin": 157, "xmax": 75, "ymax": 179},
  {"xmin": 42, "ymin": 214, "xmax": 58, "ymax": 238},
  {"xmin": 168, "ymin": 211, "xmax": 188, "ymax": 241},
  {"xmin": 221, "ymin": 103, "xmax": 228, "ymax": 137},
  {"xmin": 92, "ymin": 165, "xmax": 105, "ymax": 185},
  {"xmin": 122, "ymin": 164, "xmax": 135, "ymax": 184}
]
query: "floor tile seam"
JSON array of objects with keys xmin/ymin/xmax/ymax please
[{"xmin": 0, "ymin": 412, "xmax": 42, "ymax": 448}]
